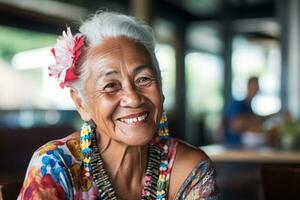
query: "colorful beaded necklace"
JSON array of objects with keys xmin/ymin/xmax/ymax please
[
  {"xmin": 89, "ymin": 134, "xmax": 170, "ymax": 200},
  {"xmin": 81, "ymin": 113, "xmax": 170, "ymax": 200}
]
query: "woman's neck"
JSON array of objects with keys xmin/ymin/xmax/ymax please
[{"xmin": 97, "ymin": 133, "xmax": 148, "ymax": 199}]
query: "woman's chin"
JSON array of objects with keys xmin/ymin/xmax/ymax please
[
  {"xmin": 114, "ymin": 120, "xmax": 156, "ymax": 146},
  {"xmin": 116, "ymin": 131, "xmax": 155, "ymax": 146}
]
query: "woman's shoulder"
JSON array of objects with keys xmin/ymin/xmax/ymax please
[
  {"xmin": 33, "ymin": 132, "xmax": 82, "ymax": 163},
  {"xmin": 18, "ymin": 132, "xmax": 84, "ymax": 199},
  {"xmin": 176, "ymin": 139, "xmax": 209, "ymax": 163},
  {"xmin": 172, "ymin": 139, "xmax": 210, "ymax": 174},
  {"xmin": 169, "ymin": 139, "xmax": 216, "ymax": 199}
]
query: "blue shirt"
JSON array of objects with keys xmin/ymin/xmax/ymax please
[{"xmin": 224, "ymin": 99, "xmax": 253, "ymax": 144}]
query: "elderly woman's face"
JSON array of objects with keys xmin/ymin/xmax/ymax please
[{"xmin": 83, "ymin": 37, "xmax": 163, "ymax": 146}]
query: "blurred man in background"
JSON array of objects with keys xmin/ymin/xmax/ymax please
[{"xmin": 224, "ymin": 77, "xmax": 264, "ymax": 145}]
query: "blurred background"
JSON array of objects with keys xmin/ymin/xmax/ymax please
[{"xmin": 0, "ymin": 0, "xmax": 300, "ymax": 199}]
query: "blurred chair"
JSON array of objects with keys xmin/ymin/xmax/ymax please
[
  {"xmin": 0, "ymin": 126, "xmax": 74, "ymax": 199},
  {"xmin": 261, "ymin": 164, "xmax": 300, "ymax": 200},
  {"xmin": 1, "ymin": 181, "xmax": 23, "ymax": 200}
]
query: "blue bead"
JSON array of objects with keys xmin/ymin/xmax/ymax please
[
  {"xmin": 42, "ymin": 156, "xmax": 50, "ymax": 165},
  {"xmin": 82, "ymin": 148, "xmax": 92, "ymax": 153},
  {"xmin": 49, "ymin": 158, "xmax": 55, "ymax": 167},
  {"xmin": 41, "ymin": 166, "xmax": 47, "ymax": 176}
]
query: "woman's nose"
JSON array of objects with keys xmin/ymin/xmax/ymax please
[{"xmin": 120, "ymin": 84, "xmax": 144, "ymax": 107}]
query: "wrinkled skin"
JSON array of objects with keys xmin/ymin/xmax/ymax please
[{"xmin": 70, "ymin": 36, "xmax": 163, "ymax": 199}]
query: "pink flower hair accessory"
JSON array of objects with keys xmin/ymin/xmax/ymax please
[{"xmin": 48, "ymin": 27, "xmax": 85, "ymax": 88}]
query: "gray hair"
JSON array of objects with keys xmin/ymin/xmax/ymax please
[{"xmin": 71, "ymin": 11, "xmax": 161, "ymax": 103}]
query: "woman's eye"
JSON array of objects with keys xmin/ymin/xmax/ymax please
[
  {"xmin": 136, "ymin": 77, "xmax": 152, "ymax": 87},
  {"xmin": 104, "ymin": 82, "xmax": 121, "ymax": 92}
]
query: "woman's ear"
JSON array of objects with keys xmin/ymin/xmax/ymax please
[{"xmin": 70, "ymin": 88, "xmax": 91, "ymax": 121}]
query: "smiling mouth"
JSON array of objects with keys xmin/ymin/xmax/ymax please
[{"xmin": 118, "ymin": 112, "xmax": 149, "ymax": 125}]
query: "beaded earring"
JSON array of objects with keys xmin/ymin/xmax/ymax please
[
  {"xmin": 158, "ymin": 112, "xmax": 170, "ymax": 139},
  {"xmin": 80, "ymin": 121, "xmax": 94, "ymax": 173},
  {"xmin": 157, "ymin": 112, "xmax": 170, "ymax": 199}
]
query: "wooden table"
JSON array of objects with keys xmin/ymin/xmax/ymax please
[
  {"xmin": 200, "ymin": 144, "xmax": 300, "ymax": 163},
  {"xmin": 199, "ymin": 144, "xmax": 300, "ymax": 200}
]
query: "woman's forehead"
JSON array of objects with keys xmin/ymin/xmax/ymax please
[
  {"xmin": 86, "ymin": 36, "xmax": 153, "ymax": 76},
  {"xmin": 90, "ymin": 36, "xmax": 148, "ymax": 57},
  {"xmin": 87, "ymin": 37, "xmax": 152, "ymax": 67}
]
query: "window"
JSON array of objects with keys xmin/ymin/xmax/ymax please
[
  {"xmin": 0, "ymin": 25, "xmax": 76, "ymax": 110},
  {"xmin": 232, "ymin": 36, "xmax": 281, "ymax": 116},
  {"xmin": 185, "ymin": 52, "xmax": 223, "ymax": 115},
  {"xmin": 0, "ymin": 25, "xmax": 80, "ymax": 128},
  {"xmin": 156, "ymin": 43, "xmax": 176, "ymax": 111}
]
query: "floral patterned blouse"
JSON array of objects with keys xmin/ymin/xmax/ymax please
[{"xmin": 17, "ymin": 135, "xmax": 219, "ymax": 200}]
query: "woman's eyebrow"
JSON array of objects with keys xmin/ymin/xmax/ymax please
[
  {"xmin": 99, "ymin": 69, "xmax": 119, "ymax": 78},
  {"xmin": 133, "ymin": 64, "xmax": 153, "ymax": 75},
  {"xmin": 96, "ymin": 65, "xmax": 152, "ymax": 81}
]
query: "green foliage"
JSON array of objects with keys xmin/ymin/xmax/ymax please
[
  {"xmin": 283, "ymin": 118, "xmax": 300, "ymax": 136},
  {"xmin": 0, "ymin": 25, "xmax": 57, "ymax": 61}
]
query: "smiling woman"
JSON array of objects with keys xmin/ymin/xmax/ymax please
[
  {"xmin": 71, "ymin": 37, "xmax": 163, "ymax": 147},
  {"xmin": 17, "ymin": 11, "xmax": 219, "ymax": 200}
]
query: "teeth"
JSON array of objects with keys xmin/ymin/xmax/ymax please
[{"xmin": 120, "ymin": 113, "xmax": 148, "ymax": 124}]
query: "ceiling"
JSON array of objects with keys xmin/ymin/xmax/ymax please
[
  {"xmin": 0, "ymin": 0, "xmax": 278, "ymax": 39},
  {"xmin": 164, "ymin": 0, "xmax": 275, "ymax": 19}
]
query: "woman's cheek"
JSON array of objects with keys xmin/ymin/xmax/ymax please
[{"xmin": 101, "ymin": 92, "xmax": 122, "ymax": 105}]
